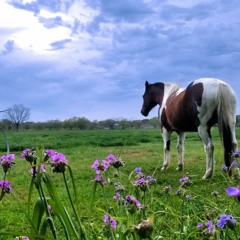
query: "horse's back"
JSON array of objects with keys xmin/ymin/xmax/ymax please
[
  {"xmin": 190, "ymin": 78, "xmax": 236, "ymax": 125},
  {"xmin": 161, "ymin": 78, "xmax": 236, "ymax": 132}
]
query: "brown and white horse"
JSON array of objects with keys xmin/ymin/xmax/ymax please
[{"xmin": 141, "ymin": 78, "xmax": 238, "ymax": 179}]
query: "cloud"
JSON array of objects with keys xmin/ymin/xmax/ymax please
[{"xmin": 0, "ymin": 0, "xmax": 240, "ymax": 121}]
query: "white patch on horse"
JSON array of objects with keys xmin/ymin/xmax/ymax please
[{"xmin": 159, "ymin": 83, "xmax": 182, "ymax": 114}]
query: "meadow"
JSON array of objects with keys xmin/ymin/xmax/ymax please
[{"xmin": 0, "ymin": 128, "xmax": 240, "ymax": 239}]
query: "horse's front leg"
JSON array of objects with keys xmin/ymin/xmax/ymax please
[
  {"xmin": 176, "ymin": 132, "xmax": 186, "ymax": 171},
  {"xmin": 161, "ymin": 128, "xmax": 172, "ymax": 171}
]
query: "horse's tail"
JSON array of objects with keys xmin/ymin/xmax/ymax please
[{"xmin": 217, "ymin": 82, "xmax": 237, "ymax": 168}]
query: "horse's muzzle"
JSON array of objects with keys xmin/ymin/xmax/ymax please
[{"xmin": 141, "ymin": 109, "xmax": 148, "ymax": 117}]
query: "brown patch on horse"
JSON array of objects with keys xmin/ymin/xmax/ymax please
[{"xmin": 161, "ymin": 82, "xmax": 204, "ymax": 132}]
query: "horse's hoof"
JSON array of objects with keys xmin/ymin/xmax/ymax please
[
  {"xmin": 202, "ymin": 169, "xmax": 213, "ymax": 179},
  {"xmin": 161, "ymin": 166, "xmax": 168, "ymax": 172},
  {"xmin": 176, "ymin": 165, "xmax": 183, "ymax": 171},
  {"xmin": 202, "ymin": 173, "xmax": 212, "ymax": 180}
]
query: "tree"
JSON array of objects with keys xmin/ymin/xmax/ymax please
[{"xmin": 6, "ymin": 104, "xmax": 30, "ymax": 131}]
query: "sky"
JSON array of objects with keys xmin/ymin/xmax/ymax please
[{"xmin": 0, "ymin": 0, "xmax": 240, "ymax": 122}]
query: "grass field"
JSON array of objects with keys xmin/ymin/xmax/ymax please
[{"xmin": 0, "ymin": 128, "xmax": 240, "ymax": 239}]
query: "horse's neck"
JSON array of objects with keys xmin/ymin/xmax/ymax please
[{"xmin": 161, "ymin": 83, "xmax": 182, "ymax": 107}]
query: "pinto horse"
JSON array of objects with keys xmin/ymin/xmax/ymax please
[{"xmin": 141, "ymin": 78, "xmax": 238, "ymax": 179}]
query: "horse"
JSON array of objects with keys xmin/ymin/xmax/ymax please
[{"xmin": 141, "ymin": 78, "xmax": 238, "ymax": 179}]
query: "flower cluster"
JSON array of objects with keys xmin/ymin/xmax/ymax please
[
  {"xmin": 91, "ymin": 154, "xmax": 125, "ymax": 185},
  {"xmin": 179, "ymin": 176, "xmax": 192, "ymax": 188},
  {"xmin": 197, "ymin": 220, "xmax": 215, "ymax": 237},
  {"xmin": 107, "ymin": 154, "xmax": 125, "ymax": 169},
  {"xmin": 133, "ymin": 167, "xmax": 156, "ymax": 192},
  {"xmin": 197, "ymin": 213, "xmax": 237, "ymax": 237},
  {"xmin": 175, "ymin": 176, "xmax": 192, "ymax": 198},
  {"xmin": 20, "ymin": 148, "xmax": 68, "ymax": 173},
  {"xmin": 0, "ymin": 153, "xmax": 15, "ymax": 200},
  {"xmin": 103, "ymin": 214, "xmax": 117, "ymax": 229},
  {"xmin": 124, "ymin": 195, "xmax": 144, "ymax": 214},
  {"xmin": 222, "ymin": 150, "xmax": 240, "ymax": 174}
]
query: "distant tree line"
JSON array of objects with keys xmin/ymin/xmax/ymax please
[
  {"xmin": 0, "ymin": 117, "xmax": 161, "ymax": 131},
  {"xmin": 1, "ymin": 113, "xmax": 240, "ymax": 131}
]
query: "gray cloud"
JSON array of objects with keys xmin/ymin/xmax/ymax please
[{"xmin": 0, "ymin": 0, "xmax": 240, "ymax": 121}]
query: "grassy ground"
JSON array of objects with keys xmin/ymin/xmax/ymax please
[{"xmin": 0, "ymin": 128, "xmax": 240, "ymax": 239}]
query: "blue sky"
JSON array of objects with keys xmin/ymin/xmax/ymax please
[{"xmin": 0, "ymin": 0, "xmax": 240, "ymax": 122}]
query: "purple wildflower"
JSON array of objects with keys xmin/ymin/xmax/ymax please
[
  {"xmin": 93, "ymin": 175, "xmax": 107, "ymax": 185},
  {"xmin": 134, "ymin": 178, "xmax": 148, "ymax": 191},
  {"xmin": 176, "ymin": 189, "xmax": 181, "ymax": 195},
  {"xmin": 197, "ymin": 223, "xmax": 203, "ymax": 228},
  {"xmin": 20, "ymin": 148, "xmax": 31, "ymax": 159},
  {"xmin": 46, "ymin": 149, "xmax": 56, "ymax": 157},
  {"xmin": 50, "ymin": 153, "xmax": 68, "ymax": 173},
  {"xmin": 20, "ymin": 148, "xmax": 37, "ymax": 163},
  {"xmin": 113, "ymin": 192, "xmax": 121, "ymax": 200},
  {"xmin": 231, "ymin": 161, "xmax": 238, "ymax": 169},
  {"xmin": 44, "ymin": 149, "xmax": 56, "ymax": 161},
  {"xmin": 226, "ymin": 187, "xmax": 240, "ymax": 200},
  {"xmin": 180, "ymin": 176, "xmax": 189, "ymax": 182},
  {"xmin": 0, "ymin": 154, "xmax": 15, "ymax": 173},
  {"xmin": 104, "ymin": 214, "xmax": 117, "ymax": 229},
  {"xmin": 217, "ymin": 214, "xmax": 236, "ymax": 229},
  {"xmin": 179, "ymin": 176, "xmax": 191, "ymax": 187},
  {"xmin": 0, "ymin": 179, "xmax": 13, "ymax": 194},
  {"xmin": 221, "ymin": 164, "xmax": 228, "ymax": 172},
  {"xmin": 202, "ymin": 221, "xmax": 215, "ymax": 237},
  {"xmin": 91, "ymin": 159, "xmax": 109, "ymax": 174},
  {"xmin": 109, "ymin": 156, "xmax": 125, "ymax": 169},
  {"xmin": 235, "ymin": 150, "xmax": 240, "ymax": 155},
  {"xmin": 106, "ymin": 154, "xmax": 115, "ymax": 163},
  {"xmin": 146, "ymin": 175, "xmax": 156, "ymax": 184},
  {"xmin": 135, "ymin": 167, "xmax": 142, "ymax": 173},
  {"xmin": 134, "ymin": 173, "xmax": 156, "ymax": 192},
  {"xmin": 125, "ymin": 195, "xmax": 143, "ymax": 213},
  {"xmin": 186, "ymin": 194, "xmax": 192, "ymax": 200}
]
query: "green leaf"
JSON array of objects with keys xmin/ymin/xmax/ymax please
[
  {"xmin": 42, "ymin": 171, "xmax": 79, "ymax": 239},
  {"xmin": 32, "ymin": 198, "xmax": 45, "ymax": 232}
]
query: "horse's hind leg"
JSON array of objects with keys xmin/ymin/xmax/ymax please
[
  {"xmin": 198, "ymin": 126, "xmax": 214, "ymax": 179},
  {"xmin": 229, "ymin": 125, "xmax": 239, "ymax": 177},
  {"xmin": 176, "ymin": 132, "xmax": 186, "ymax": 171},
  {"xmin": 161, "ymin": 128, "xmax": 172, "ymax": 171}
]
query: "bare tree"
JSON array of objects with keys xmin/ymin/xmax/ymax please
[{"xmin": 6, "ymin": 104, "xmax": 30, "ymax": 131}]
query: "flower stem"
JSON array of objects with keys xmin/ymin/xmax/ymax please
[{"xmin": 63, "ymin": 172, "xmax": 87, "ymax": 240}]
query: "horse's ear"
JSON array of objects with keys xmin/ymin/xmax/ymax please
[{"xmin": 145, "ymin": 81, "xmax": 149, "ymax": 89}]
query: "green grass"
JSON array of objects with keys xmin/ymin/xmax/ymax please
[{"xmin": 0, "ymin": 128, "xmax": 240, "ymax": 239}]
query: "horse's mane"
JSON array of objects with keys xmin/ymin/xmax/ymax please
[{"xmin": 162, "ymin": 83, "xmax": 182, "ymax": 105}]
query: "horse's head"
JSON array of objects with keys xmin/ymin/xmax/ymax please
[{"xmin": 141, "ymin": 81, "xmax": 164, "ymax": 116}]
